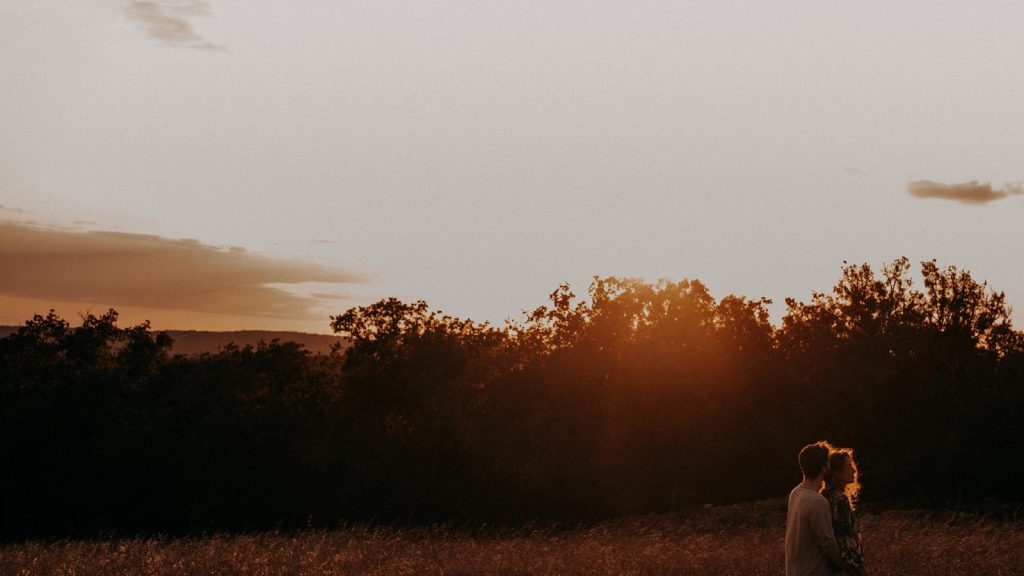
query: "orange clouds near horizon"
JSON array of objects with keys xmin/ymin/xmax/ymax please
[{"xmin": 0, "ymin": 222, "xmax": 366, "ymax": 333}]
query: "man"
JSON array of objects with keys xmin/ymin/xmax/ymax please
[{"xmin": 785, "ymin": 441, "xmax": 850, "ymax": 576}]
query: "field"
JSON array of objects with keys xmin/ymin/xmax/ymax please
[{"xmin": 3, "ymin": 500, "xmax": 1022, "ymax": 575}]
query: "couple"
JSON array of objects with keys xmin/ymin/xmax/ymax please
[{"xmin": 785, "ymin": 441, "xmax": 866, "ymax": 576}]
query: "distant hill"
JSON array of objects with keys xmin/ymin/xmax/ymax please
[
  {"xmin": 0, "ymin": 326, "xmax": 347, "ymax": 356},
  {"xmin": 158, "ymin": 330, "xmax": 348, "ymax": 356}
]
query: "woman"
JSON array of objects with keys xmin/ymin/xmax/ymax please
[{"xmin": 822, "ymin": 448, "xmax": 867, "ymax": 576}]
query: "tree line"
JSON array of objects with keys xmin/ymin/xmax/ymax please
[{"xmin": 2, "ymin": 258, "xmax": 1022, "ymax": 539}]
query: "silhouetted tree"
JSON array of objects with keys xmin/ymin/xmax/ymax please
[{"xmin": 1, "ymin": 259, "xmax": 1022, "ymax": 540}]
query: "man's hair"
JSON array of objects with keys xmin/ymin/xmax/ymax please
[{"xmin": 798, "ymin": 441, "xmax": 833, "ymax": 478}]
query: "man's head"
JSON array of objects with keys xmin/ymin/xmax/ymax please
[{"xmin": 798, "ymin": 441, "xmax": 833, "ymax": 481}]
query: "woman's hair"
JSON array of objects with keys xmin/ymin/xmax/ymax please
[{"xmin": 823, "ymin": 447, "xmax": 861, "ymax": 508}]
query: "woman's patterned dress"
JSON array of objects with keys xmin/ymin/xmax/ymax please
[{"xmin": 825, "ymin": 489, "xmax": 864, "ymax": 572}]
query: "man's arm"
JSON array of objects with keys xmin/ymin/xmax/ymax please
[
  {"xmin": 810, "ymin": 499, "xmax": 865, "ymax": 574},
  {"xmin": 810, "ymin": 498, "xmax": 847, "ymax": 568}
]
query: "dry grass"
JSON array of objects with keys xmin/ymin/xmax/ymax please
[{"xmin": 3, "ymin": 500, "xmax": 1022, "ymax": 575}]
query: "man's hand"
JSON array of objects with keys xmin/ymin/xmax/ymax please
[{"xmin": 838, "ymin": 563, "xmax": 866, "ymax": 576}]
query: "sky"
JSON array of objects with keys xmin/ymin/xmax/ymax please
[{"xmin": 1, "ymin": 1, "xmax": 1023, "ymax": 334}]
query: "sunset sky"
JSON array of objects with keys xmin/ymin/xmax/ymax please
[{"xmin": 2, "ymin": 1, "xmax": 1022, "ymax": 334}]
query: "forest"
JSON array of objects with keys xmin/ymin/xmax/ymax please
[{"xmin": 2, "ymin": 258, "xmax": 1022, "ymax": 540}]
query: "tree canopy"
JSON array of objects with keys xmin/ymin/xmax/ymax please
[{"xmin": 1, "ymin": 259, "xmax": 1021, "ymax": 539}]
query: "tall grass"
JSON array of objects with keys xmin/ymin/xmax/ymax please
[{"xmin": 2, "ymin": 500, "xmax": 1021, "ymax": 575}]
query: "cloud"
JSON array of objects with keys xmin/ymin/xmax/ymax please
[
  {"xmin": 125, "ymin": 1, "xmax": 226, "ymax": 51},
  {"xmin": 310, "ymin": 292, "xmax": 350, "ymax": 300},
  {"xmin": 906, "ymin": 180, "xmax": 1024, "ymax": 205},
  {"xmin": 0, "ymin": 222, "xmax": 366, "ymax": 320}
]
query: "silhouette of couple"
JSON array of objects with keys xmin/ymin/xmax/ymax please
[{"xmin": 785, "ymin": 442, "xmax": 866, "ymax": 576}]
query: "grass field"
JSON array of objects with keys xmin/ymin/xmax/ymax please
[{"xmin": 3, "ymin": 500, "xmax": 1022, "ymax": 575}]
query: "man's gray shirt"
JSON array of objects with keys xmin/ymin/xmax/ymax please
[{"xmin": 786, "ymin": 484, "xmax": 843, "ymax": 576}]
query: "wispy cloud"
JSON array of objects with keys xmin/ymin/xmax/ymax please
[
  {"xmin": 310, "ymin": 292, "xmax": 350, "ymax": 300},
  {"xmin": 125, "ymin": 1, "xmax": 226, "ymax": 51},
  {"xmin": 0, "ymin": 204, "xmax": 30, "ymax": 215},
  {"xmin": 907, "ymin": 180, "xmax": 1024, "ymax": 205},
  {"xmin": 0, "ymin": 223, "xmax": 366, "ymax": 320}
]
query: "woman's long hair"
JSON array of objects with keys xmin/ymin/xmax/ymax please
[{"xmin": 823, "ymin": 447, "xmax": 861, "ymax": 508}]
